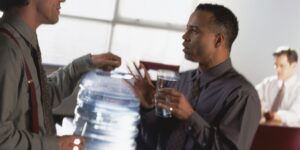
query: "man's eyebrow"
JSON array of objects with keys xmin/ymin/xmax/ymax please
[{"xmin": 186, "ymin": 25, "xmax": 199, "ymax": 29}]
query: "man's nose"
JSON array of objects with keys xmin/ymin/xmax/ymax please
[
  {"xmin": 182, "ymin": 31, "xmax": 190, "ymax": 41},
  {"xmin": 276, "ymin": 67, "xmax": 282, "ymax": 73}
]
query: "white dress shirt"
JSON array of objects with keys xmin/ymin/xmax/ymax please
[{"xmin": 256, "ymin": 74, "xmax": 300, "ymax": 127}]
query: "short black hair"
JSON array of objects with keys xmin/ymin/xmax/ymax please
[
  {"xmin": 0, "ymin": 0, "xmax": 28, "ymax": 12},
  {"xmin": 195, "ymin": 3, "xmax": 239, "ymax": 50},
  {"xmin": 273, "ymin": 48, "xmax": 298, "ymax": 63}
]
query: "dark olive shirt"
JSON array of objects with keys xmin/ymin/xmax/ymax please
[
  {"xmin": 138, "ymin": 59, "xmax": 261, "ymax": 150},
  {"xmin": 0, "ymin": 15, "xmax": 96, "ymax": 149}
]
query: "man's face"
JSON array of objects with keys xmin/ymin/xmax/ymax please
[
  {"xmin": 36, "ymin": 0, "xmax": 64, "ymax": 24},
  {"xmin": 274, "ymin": 54, "xmax": 297, "ymax": 80},
  {"xmin": 182, "ymin": 10, "xmax": 219, "ymax": 64}
]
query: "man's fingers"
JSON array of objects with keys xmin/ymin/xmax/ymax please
[
  {"xmin": 159, "ymin": 88, "xmax": 181, "ymax": 97},
  {"xmin": 127, "ymin": 63, "xmax": 145, "ymax": 79},
  {"xmin": 73, "ymin": 144, "xmax": 84, "ymax": 150},
  {"xmin": 72, "ymin": 137, "xmax": 84, "ymax": 150},
  {"xmin": 58, "ymin": 135, "xmax": 85, "ymax": 150},
  {"xmin": 159, "ymin": 102, "xmax": 177, "ymax": 114},
  {"xmin": 139, "ymin": 63, "xmax": 152, "ymax": 82},
  {"xmin": 133, "ymin": 61, "xmax": 143, "ymax": 78},
  {"xmin": 108, "ymin": 53, "xmax": 121, "ymax": 62},
  {"xmin": 102, "ymin": 60, "xmax": 121, "ymax": 68},
  {"xmin": 92, "ymin": 52, "xmax": 121, "ymax": 69},
  {"xmin": 127, "ymin": 65, "xmax": 142, "ymax": 80}
]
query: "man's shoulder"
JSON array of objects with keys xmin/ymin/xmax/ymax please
[
  {"xmin": 263, "ymin": 75, "xmax": 277, "ymax": 81},
  {"xmin": 225, "ymin": 68, "xmax": 257, "ymax": 93},
  {"xmin": 257, "ymin": 75, "xmax": 278, "ymax": 86},
  {"xmin": 0, "ymin": 27, "xmax": 21, "ymax": 64},
  {"xmin": 0, "ymin": 24, "xmax": 19, "ymax": 46},
  {"xmin": 0, "ymin": 35, "xmax": 15, "ymax": 53},
  {"xmin": 288, "ymin": 75, "xmax": 300, "ymax": 89},
  {"xmin": 294, "ymin": 75, "xmax": 300, "ymax": 82},
  {"xmin": 223, "ymin": 69, "xmax": 261, "ymax": 108},
  {"xmin": 0, "ymin": 35, "xmax": 18, "ymax": 57}
]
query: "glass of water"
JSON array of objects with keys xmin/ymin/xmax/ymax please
[{"xmin": 155, "ymin": 69, "xmax": 179, "ymax": 118}]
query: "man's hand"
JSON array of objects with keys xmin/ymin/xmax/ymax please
[
  {"xmin": 127, "ymin": 63, "xmax": 156, "ymax": 109},
  {"xmin": 264, "ymin": 112, "xmax": 275, "ymax": 121},
  {"xmin": 91, "ymin": 52, "xmax": 121, "ymax": 71},
  {"xmin": 264, "ymin": 111, "xmax": 282, "ymax": 124},
  {"xmin": 158, "ymin": 88, "xmax": 194, "ymax": 120},
  {"xmin": 57, "ymin": 135, "xmax": 85, "ymax": 150}
]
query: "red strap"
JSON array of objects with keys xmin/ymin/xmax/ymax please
[
  {"xmin": 0, "ymin": 28, "xmax": 40, "ymax": 133},
  {"xmin": 24, "ymin": 61, "xmax": 40, "ymax": 133}
]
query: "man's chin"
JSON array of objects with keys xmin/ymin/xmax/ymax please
[
  {"xmin": 184, "ymin": 55, "xmax": 198, "ymax": 63},
  {"xmin": 184, "ymin": 54, "xmax": 193, "ymax": 61},
  {"xmin": 277, "ymin": 75, "xmax": 285, "ymax": 81},
  {"xmin": 44, "ymin": 17, "xmax": 59, "ymax": 25},
  {"xmin": 51, "ymin": 18, "xmax": 59, "ymax": 24}
]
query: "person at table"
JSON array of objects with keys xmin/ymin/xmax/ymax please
[{"xmin": 256, "ymin": 47, "xmax": 300, "ymax": 127}]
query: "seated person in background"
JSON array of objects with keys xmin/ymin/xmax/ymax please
[{"xmin": 256, "ymin": 47, "xmax": 300, "ymax": 127}]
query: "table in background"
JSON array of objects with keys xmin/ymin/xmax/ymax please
[{"xmin": 251, "ymin": 125, "xmax": 300, "ymax": 150}]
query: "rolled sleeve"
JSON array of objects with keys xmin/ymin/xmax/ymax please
[
  {"xmin": 47, "ymin": 54, "xmax": 96, "ymax": 107},
  {"xmin": 71, "ymin": 54, "xmax": 95, "ymax": 76}
]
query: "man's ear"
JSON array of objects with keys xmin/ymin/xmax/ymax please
[
  {"xmin": 215, "ymin": 33, "xmax": 224, "ymax": 48},
  {"xmin": 291, "ymin": 62, "xmax": 297, "ymax": 69}
]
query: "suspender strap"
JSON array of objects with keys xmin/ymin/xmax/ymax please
[
  {"xmin": 0, "ymin": 28, "xmax": 40, "ymax": 134},
  {"xmin": 24, "ymin": 61, "xmax": 40, "ymax": 133}
]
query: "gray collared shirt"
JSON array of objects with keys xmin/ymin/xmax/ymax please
[
  {"xmin": 0, "ymin": 14, "xmax": 95, "ymax": 150},
  {"xmin": 138, "ymin": 59, "xmax": 261, "ymax": 150}
]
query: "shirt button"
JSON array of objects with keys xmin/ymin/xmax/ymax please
[{"xmin": 187, "ymin": 126, "xmax": 192, "ymax": 131}]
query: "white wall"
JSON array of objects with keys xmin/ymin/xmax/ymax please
[{"xmin": 199, "ymin": 0, "xmax": 300, "ymax": 85}]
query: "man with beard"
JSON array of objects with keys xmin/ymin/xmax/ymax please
[{"xmin": 130, "ymin": 3, "xmax": 261, "ymax": 150}]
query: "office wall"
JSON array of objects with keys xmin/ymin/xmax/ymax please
[{"xmin": 200, "ymin": 0, "xmax": 300, "ymax": 84}]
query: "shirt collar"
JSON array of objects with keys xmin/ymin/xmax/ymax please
[
  {"xmin": 278, "ymin": 74, "xmax": 298, "ymax": 87},
  {"xmin": 2, "ymin": 14, "xmax": 39, "ymax": 50},
  {"xmin": 192, "ymin": 58, "xmax": 233, "ymax": 88}
]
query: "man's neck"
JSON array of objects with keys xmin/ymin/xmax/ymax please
[
  {"xmin": 198, "ymin": 49, "xmax": 229, "ymax": 71},
  {"xmin": 5, "ymin": 6, "xmax": 41, "ymax": 31},
  {"xmin": 282, "ymin": 73, "xmax": 295, "ymax": 81}
]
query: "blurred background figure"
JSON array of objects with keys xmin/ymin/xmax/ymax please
[{"xmin": 256, "ymin": 47, "xmax": 300, "ymax": 127}]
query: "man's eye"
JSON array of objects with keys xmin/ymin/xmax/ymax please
[{"xmin": 191, "ymin": 27, "xmax": 199, "ymax": 32}]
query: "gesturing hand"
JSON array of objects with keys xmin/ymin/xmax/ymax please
[{"xmin": 127, "ymin": 62, "xmax": 156, "ymax": 109}]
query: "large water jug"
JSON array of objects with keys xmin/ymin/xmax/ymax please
[{"xmin": 73, "ymin": 69, "xmax": 140, "ymax": 150}]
